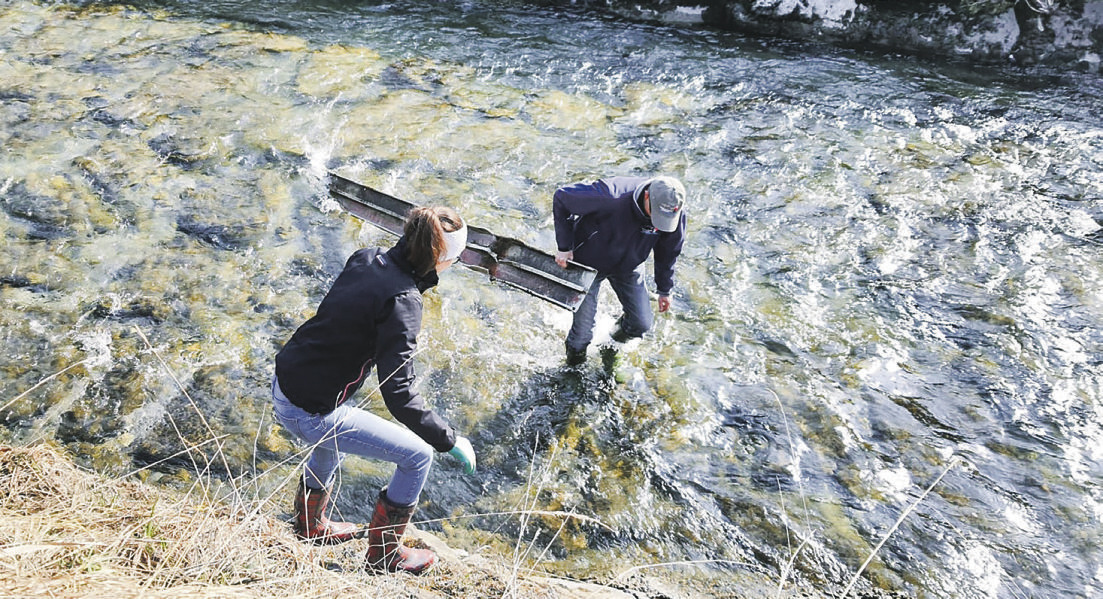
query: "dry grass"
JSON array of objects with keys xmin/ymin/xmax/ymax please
[{"xmin": 0, "ymin": 443, "xmax": 551, "ymax": 599}]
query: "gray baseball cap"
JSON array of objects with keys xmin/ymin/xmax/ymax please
[{"xmin": 648, "ymin": 176, "xmax": 686, "ymax": 232}]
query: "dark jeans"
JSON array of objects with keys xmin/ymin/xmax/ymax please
[{"xmin": 566, "ymin": 267, "xmax": 653, "ymax": 351}]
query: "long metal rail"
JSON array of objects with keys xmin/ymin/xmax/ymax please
[{"xmin": 328, "ymin": 172, "xmax": 596, "ymax": 312}]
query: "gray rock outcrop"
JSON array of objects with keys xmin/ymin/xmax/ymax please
[{"xmin": 554, "ymin": 0, "xmax": 1103, "ymax": 70}]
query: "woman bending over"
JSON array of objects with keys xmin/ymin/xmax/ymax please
[{"xmin": 272, "ymin": 206, "xmax": 476, "ymax": 574}]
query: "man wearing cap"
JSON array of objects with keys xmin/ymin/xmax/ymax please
[{"xmin": 552, "ymin": 175, "xmax": 687, "ymax": 369}]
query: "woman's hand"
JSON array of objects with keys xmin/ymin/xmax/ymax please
[{"xmin": 448, "ymin": 436, "xmax": 477, "ymax": 474}]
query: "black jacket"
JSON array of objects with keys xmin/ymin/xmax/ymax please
[{"xmin": 274, "ymin": 239, "xmax": 456, "ymax": 452}]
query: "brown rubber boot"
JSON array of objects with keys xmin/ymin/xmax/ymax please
[
  {"xmin": 292, "ymin": 478, "xmax": 364, "ymax": 544},
  {"xmin": 365, "ymin": 489, "xmax": 437, "ymax": 575}
]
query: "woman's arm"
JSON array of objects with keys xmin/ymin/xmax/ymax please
[{"xmin": 374, "ymin": 293, "xmax": 457, "ymax": 452}]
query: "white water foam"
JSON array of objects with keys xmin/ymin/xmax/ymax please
[{"xmin": 72, "ymin": 328, "xmax": 114, "ymax": 374}]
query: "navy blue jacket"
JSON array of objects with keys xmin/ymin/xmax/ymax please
[
  {"xmin": 274, "ymin": 239, "xmax": 456, "ymax": 453},
  {"xmin": 552, "ymin": 176, "xmax": 685, "ymax": 295}
]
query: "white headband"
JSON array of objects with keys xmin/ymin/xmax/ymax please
[{"xmin": 439, "ymin": 223, "xmax": 468, "ymax": 263}]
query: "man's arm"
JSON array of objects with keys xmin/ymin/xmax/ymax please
[
  {"xmin": 552, "ymin": 180, "xmax": 611, "ymax": 259},
  {"xmin": 653, "ymin": 212, "xmax": 687, "ymax": 311}
]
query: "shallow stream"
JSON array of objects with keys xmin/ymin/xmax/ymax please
[{"xmin": 1, "ymin": 1, "xmax": 1101, "ymax": 597}]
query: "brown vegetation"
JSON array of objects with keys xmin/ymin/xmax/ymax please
[{"xmin": 0, "ymin": 443, "xmax": 587, "ymax": 599}]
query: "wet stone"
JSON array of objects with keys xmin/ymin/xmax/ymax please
[
  {"xmin": 379, "ymin": 64, "xmax": 424, "ymax": 90},
  {"xmin": 19, "ymin": 221, "xmax": 72, "ymax": 241},
  {"xmin": 175, "ymin": 216, "xmax": 258, "ymax": 251},
  {"xmin": 1, "ymin": 181, "xmax": 70, "ymax": 228},
  {"xmin": 227, "ymin": 145, "xmax": 305, "ymax": 170},
  {"xmin": 58, "ymin": 394, "xmax": 122, "ymax": 445},
  {"xmin": 87, "ymin": 107, "xmax": 135, "ymax": 128},
  {"xmin": 0, "ymin": 90, "xmax": 34, "ymax": 102},
  {"xmin": 128, "ymin": 363, "xmax": 271, "ymax": 476},
  {"xmin": 147, "ymin": 133, "xmax": 208, "ymax": 170},
  {"xmin": 286, "ymin": 256, "xmax": 327, "ymax": 280},
  {"xmin": 87, "ymin": 298, "xmax": 171, "ymax": 323},
  {"xmin": 0, "ymin": 99, "xmax": 32, "ymax": 127},
  {"xmin": 71, "ymin": 58, "xmax": 122, "ymax": 77},
  {"xmin": 0, "ymin": 274, "xmax": 48, "ymax": 292}
]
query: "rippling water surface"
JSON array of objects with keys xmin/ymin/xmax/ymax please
[{"xmin": 1, "ymin": 1, "xmax": 1101, "ymax": 597}]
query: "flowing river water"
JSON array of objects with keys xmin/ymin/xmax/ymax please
[{"xmin": 2, "ymin": 1, "xmax": 1102, "ymax": 597}]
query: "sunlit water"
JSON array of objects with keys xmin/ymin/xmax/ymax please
[{"xmin": 1, "ymin": 1, "xmax": 1101, "ymax": 597}]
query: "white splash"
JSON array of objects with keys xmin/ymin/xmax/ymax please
[
  {"xmin": 942, "ymin": 541, "xmax": 1005, "ymax": 599},
  {"xmin": 963, "ymin": 543, "xmax": 1004, "ymax": 599},
  {"xmin": 877, "ymin": 218, "xmax": 919, "ymax": 276},
  {"xmin": 872, "ymin": 465, "xmax": 912, "ymax": 503},
  {"xmin": 1001, "ymin": 500, "xmax": 1037, "ymax": 534},
  {"xmin": 73, "ymin": 329, "xmax": 114, "ymax": 373},
  {"xmin": 1066, "ymin": 209, "xmax": 1101, "ymax": 237}
]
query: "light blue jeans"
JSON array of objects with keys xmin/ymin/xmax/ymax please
[
  {"xmin": 271, "ymin": 376, "xmax": 433, "ymax": 507},
  {"xmin": 566, "ymin": 267, "xmax": 653, "ymax": 352}
]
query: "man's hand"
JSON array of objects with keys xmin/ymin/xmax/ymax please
[
  {"xmin": 657, "ymin": 294, "xmax": 672, "ymax": 313},
  {"xmin": 555, "ymin": 250, "xmax": 573, "ymax": 268}
]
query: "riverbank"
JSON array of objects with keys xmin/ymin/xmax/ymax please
[
  {"xmin": 553, "ymin": 0, "xmax": 1103, "ymax": 71},
  {"xmin": 0, "ymin": 443, "xmax": 841, "ymax": 599}
]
